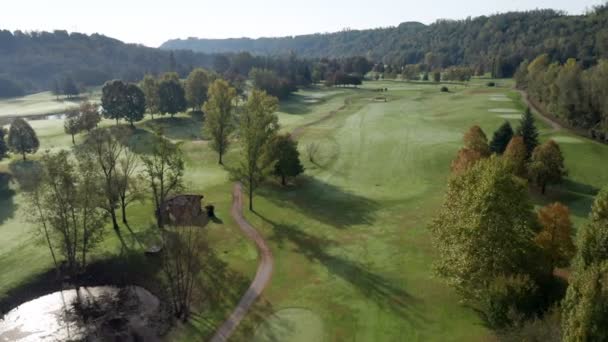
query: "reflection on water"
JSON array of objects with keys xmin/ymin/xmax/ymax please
[{"xmin": 0, "ymin": 286, "xmax": 160, "ymax": 342}]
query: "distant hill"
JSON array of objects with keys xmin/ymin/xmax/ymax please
[
  {"xmin": 162, "ymin": 6, "xmax": 608, "ymax": 76},
  {"xmin": 0, "ymin": 30, "xmax": 213, "ymax": 97}
]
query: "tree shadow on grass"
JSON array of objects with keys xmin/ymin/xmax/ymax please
[
  {"xmin": 256, "ymin": 213, "xmax": 428, "ymax": 326},
  {"xmin": 531, "ymin": 179, "xmax": 600, "ymax": 220},
  {"xmin": 0, "ymin": 173, "xmax": 16, "ymax": 225},
  {"xmin": 8, "ymin": 160, "xmax": 43, "ymax": 192},
  {"xmin": 279, "ymin": 93, "xmax": 316, "ymax": 115},
  {"xmin": 141, "ymin": 114, "xmax": 204, "ymax": 141},
  {"xmin": 258, "ymin": 176, "xmax": 380, "ymax": 229},
  {"xmin": 184, "ymin": 249, "xmax": 281, "ymax": 340}
]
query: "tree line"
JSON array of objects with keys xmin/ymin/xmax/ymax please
[
  {"xmin": 163, "ymin": 5, "xmax": 608, "ymax": 78},
  {"xmin": 516, "ymin": 54, "xmax": 608, "ymax": 141},
  {"xmin": 0, "ymin": 29, "xmax": 215, "ymax": 97}
]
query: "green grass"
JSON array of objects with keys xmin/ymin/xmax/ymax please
[
  {"xmin": 1, "ymin": 80, "xmax": 608, "ymax": 341},
  {"xmin": 0, "ymin": 88, "xmax": 101, "ymax": 118}
]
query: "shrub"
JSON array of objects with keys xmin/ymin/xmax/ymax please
[
  {"xmin": 440, "ymin": 86, "xmax": 449, "ymax": 92},
  {"xmin": 498, "ymin": 307, "xmax": 562, "ymax": 342},
  {"xmin": 487, "ymin": 81, "xmax": 496, "ymax": 87},
  {"xmin": 477, "ymin": 274, "xmax": 541, "ymax": 329}
]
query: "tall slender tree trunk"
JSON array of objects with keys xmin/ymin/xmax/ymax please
[
  {"xmin": 249, "ymin": 185, "xmax": 254, "ymax": 212},
  {"xmin": 218, "ymin": 152, "xmax": 223, "ymax": 165},
  {"xmin": 156, "ymin": 206, "xmax": 164, "ymax": 228},
  {"xmin": 281, "ymin": 174, "xmax": 286, "ymax": 186},
  {"xmin": 71, "ymin": 133, "xmax": 75, "ymax": 145},
  {"xmin": 121, "ymin": 198, "xmax": 128, "ymax": 224},
  {"xmin": 22, "ymin": 152, "xmax": 26, "ymax": 161},
  {"xmin": 110, "ymin": 209, "xmax": 119, "ymax": 231}
]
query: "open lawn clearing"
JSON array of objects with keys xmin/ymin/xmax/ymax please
[{"xmin": 0, "ymin": 89, "xmax": 101, "ymax": 118}]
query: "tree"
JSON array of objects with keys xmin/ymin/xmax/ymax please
[
  {"xmin": 490, "ymin": 121, "xmax": 514, "ymax": 154},
  {"xmin": 51, "ymin": 79, "xmax": 62, "ymax": 100},
  {"xmin": 158, "ymin": 78, "xmax": 187, "ymax": 117},
  {"xmin": 451, "ymin": 148, "xmax": 484, "ymax": 175},
  {"xmin": 432, "ymin": 70, "xmax": 441, "ymax": 82},
  {"xmin": 517, "ymin": 107, "xmax": 539, "ymax": 158},
  {"xmin": 562, "ymin": 187, "xmax": 608, "ymax": 341},
  {"xmin": 503, "ymin": 136, "xmax": 528, "ymax": 177},
  {"xmin": 101, "ymin": 80, "xmax": 128, "ymax": 124},
  {"xmin": 161, "ymin": 226, "xmax": 205, "ymax": 321},
  {"xmin": 116, "ymin": 148, "xmax": 143, "ymax": 225},
  {"xmin": 451, "ymin": 125, "xmax": 491, "ymax": 174},
  {"xmin": 140, "ymin": 74, "xmax": 160, "ymax": 118},
  {"xmin": 62, "ymin": 76, "xmax": 79, "ymax": 98},
  {"xmin": 529, "ymin": 140, "xmax": 566, "ymax": 194},
  {"xmin": 463, "ymin": 125, "xmax": 490, "ymax": 156},
  {"xmin": 185, "ymin": 68, "xmax": 209, "ymax": 112},
  {"xmin": 29, "ymin": 150, "xmax": 106, "ymax": 280},
  {"xmin": 271, "ymin": 134, "xmax": 304, "ymax": 186},
  {"xmin": 80, "ymin": 128, "xmax": 125, "ymax": 231},
  {"xmin": 534, "ymin": 202, "xmax": 576, "ymax": 271},
  {"xmin": 0, "ymin": 128, "xmax": 8, "ymax": 160},
  {"xmin": 562, "ymin": 261, "xmax": 608, "ymax": 342},
  {"xmin": 236, "ymin": 89, "xmax": 279, "ymax": 211},
  {"xmin": 124, "ymin": 84, "xmax": 146, "ymax": 128},
  {"xmin": 64, "ymin": 111, "xmax": 81, "ymax": 144},
  {"xmin": 573, "ymin": 186, "xmax": 608, "ymax": 269},
  {"xmin": 8, "ymin": 118, "xmax": 39, "ymax": 160},
  {"xmin": 141, "ymin": 133, "xmax": 184, "ymax": 228},
  {"xmin": 78, "ymin": 101, "xmax": 101, "ymax": 131},
  {"xmin": 203, "ymin": 79, "xmax": 237, "ymax": 164},
  {"xmin": 430, "ymin": 156, "xmax": 544, "ymax": 327}
]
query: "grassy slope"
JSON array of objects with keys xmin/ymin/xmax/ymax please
[
  {"xmin": 236, "ymin": 80, "xmax": 608, "ymax": 341},
  {"xmin": 1, "ymin": 79, "xmax": 607, "ymax": 341}
]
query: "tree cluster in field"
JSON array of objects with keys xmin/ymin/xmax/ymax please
[
  {"xmin": 436, "ymin": 114, "xmax": 608, "ymax": 339},
  {"xmin": 162, "ymin": 6, "xmax": 608, "ymax": 79},
  {"xmin": 516, "ymin": 55, "xmax": 608, "ymax": 141},
  {"xmin": 21, "ymin": 76, "xmax": 305, "ymax": 321},
  {"xmin": 52, "ymin": 76, "xmax": 81, "ymax": 99},
  {"xmin": 452, "ymin": 109, "xmax": 565, "ymax": 194}
]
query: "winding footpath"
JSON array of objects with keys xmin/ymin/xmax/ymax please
[{"xmin": 210, "ymin": 183, "xmax": 274, "ymax": 342}]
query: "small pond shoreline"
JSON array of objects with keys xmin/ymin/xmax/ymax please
[{"xmin": 0, "ymin": 254, "xmax": 173, "ymax": 339}]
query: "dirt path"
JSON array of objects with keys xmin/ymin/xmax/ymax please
[
  {"xmin": 517, "ymin": 89, "xmax": 562, "ymax": 132},
  {"xmin": 210, "ymin": 183, "xmax": 273, "ymax": 342}
]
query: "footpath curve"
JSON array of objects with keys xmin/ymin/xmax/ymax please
[{"xmin": 210, "ymin": 183, "xmax": 273, "ymax": 342}]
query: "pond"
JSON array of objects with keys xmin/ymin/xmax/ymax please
[{"xmin": 0, "ymin": 286, "xmax": 163, "ymax": 342}]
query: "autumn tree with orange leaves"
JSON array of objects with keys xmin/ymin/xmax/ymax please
[
  {"xmin": 504, "ymin": 136, "xmax": 528, "ymax": 177},
  {"xmin": 451, "ymin": 125, "xmax": 490, "ymax": 174},
  {"xmin": 535, "ymin": 202, "xmax": 576, "ymax": 272}
]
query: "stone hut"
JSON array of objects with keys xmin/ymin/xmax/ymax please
[{"xmin": 160, "ymin": 194, "xmax": 208, "ymax": 227}]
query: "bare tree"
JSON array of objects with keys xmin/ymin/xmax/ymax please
[
  {"xmin": 161, "ymin": 226, "xmax": 205, "ymax": 321},
  {"xmin": 141, "ymin": 132, "xmax": 184, "ymax": 228},
  {"xmin": 28, "ymin": 151, "xmax": 106, "ymax": 280},
  {"xmin": 80, "ymin": 128, "xmax": 124, "ymax": 231},
  {"xmin": 116, "ymin": 147, "xmax": 144, "ymax": 225}
]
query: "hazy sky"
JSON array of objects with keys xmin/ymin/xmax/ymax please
[{"xmin": 0, "ymin": 0, "xmax": 604, "ymax": 47}]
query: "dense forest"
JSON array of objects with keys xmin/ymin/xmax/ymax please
[
  {"xmin": 516, "ymin": 55, "xmax": 608, "ymax": 139},
  {"xmin": 0, "ymin": 30, "xmax": 214, "ymax": 96},
  {"xmin": 162, "ymin": 6, "xmax": 608, "ymax": 77}
]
